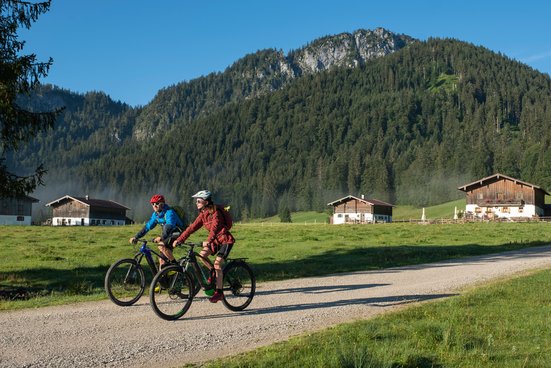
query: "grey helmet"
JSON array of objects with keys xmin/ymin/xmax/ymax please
[{"xmin": 191, "ymin": 190, "xmax": 212, "ymax": 201}]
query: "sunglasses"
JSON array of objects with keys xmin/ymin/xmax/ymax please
[
  {"xmin": 196, "ymin": 199, "xmax": 206, "ymax": 204},
  {"xmin": 151, "ymin": 202, "xmax": 162, "ymax": 206}
]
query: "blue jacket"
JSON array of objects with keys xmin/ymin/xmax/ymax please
[{"xmin": 135, "ymin": 205, "xmax": 184, "ymax": 244}]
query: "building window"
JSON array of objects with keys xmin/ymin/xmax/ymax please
[
  {"xmin": 502, "ymin": 207, "xmax": 509, "ymax": 213},
  {"xmin": 516, "ymin": 192, "xmax": 524, "ymax": 200},
  {"xmin": 17, "ymin": 216, "xmax": 24, "ymax": 221},
  {"xmin": 477, "ymin": 193, "xmax": 484, "ymax": 199}
]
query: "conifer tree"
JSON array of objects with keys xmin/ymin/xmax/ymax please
[{"xmin": 0, "ymin": 0, "xmax": 62, "ymax": 197}]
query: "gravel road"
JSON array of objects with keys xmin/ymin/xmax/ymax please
[{"xmin": 2, "ymin": 245, "xmax": 551, "ymax": 368}]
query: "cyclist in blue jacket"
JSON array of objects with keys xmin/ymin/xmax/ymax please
[{"xmin": 129, "ymin": 194, "xmax": 184, "ymax": 270}]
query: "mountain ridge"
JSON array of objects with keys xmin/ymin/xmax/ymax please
[{"xmin": 133, "ymin": 27, "xmax": 416, "ymax": 140}]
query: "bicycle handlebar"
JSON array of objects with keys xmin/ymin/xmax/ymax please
[
  {"xmin": 133, "ymin": 238, "xmax": 159, "ymax": 245},
  {"xmin": 175, "ymin": 241, "xmax": 202, "ymax": 248}
]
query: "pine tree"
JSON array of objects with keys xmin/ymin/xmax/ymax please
[
  {"xmin": 0, "ymin": 0, "xmax": 62, "ymax": 198},
  {"xmin": 278, "ymin": 206, "xmax": 292, "ymax": 223}
]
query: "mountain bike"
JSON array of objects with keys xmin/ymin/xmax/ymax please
[
  {"xmin": 104, "ymin": 238, "xmax": 178, "ymax": 306},
  {"xmin": 149, "ymin": 241, "xmax": 256, "ymax": 320}
]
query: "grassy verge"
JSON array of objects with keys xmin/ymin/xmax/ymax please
[
  {"xmin": 201, "ymin": 268, "xmax": 551, "ymax": 368},
  {"xmin": 0, "ymin": 222, "xmax": 549, "ymax": 310},
  {"xmin": 393, "ymin": 199, "xmax": 465, "ymax": 221}
]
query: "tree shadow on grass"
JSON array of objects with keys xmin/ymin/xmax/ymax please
[{"xmin": 0, "ymin": 264, "xmax": 111, "ymax": 300}]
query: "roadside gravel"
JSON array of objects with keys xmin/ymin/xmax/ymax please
[{"xmin": 1, "ymin": 245, "xmax": 551, "ymax": 368}]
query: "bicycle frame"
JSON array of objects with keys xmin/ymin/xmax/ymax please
[
  {"xmin": 178, "ymin": 243, "xmax": 215, "ymax": 291},
  {"xmin": 134, "ymin": 239, "xmax": 171, "ymax": 276}
]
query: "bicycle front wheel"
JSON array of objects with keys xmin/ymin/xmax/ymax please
[
  {"xmin": 222, "ymin": 261, "xmax": 256, "ymax": 311},
  {"xmin": 105, "ymin": 258, "xmax": 145, "ymax": 306},
  {"xmin": 149, "ymin": 265, "xmax": 194, "ymax": 320}
]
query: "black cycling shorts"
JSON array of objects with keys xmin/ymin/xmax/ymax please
[
  {"xmin": 161, "ymin": 234, "xmax": 180, "ymax": 249},
  {"xmin": 211, "ymin": 243, "xmax": 233, "ymax": 260}
]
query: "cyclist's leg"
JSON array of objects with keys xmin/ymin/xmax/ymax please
[
  {"xmin": 213, "ymin": 256, "xmax": 225, "ymax": 290},
  {"xmin": 214, "ymin": 244, "xmax": 233, "ymax": 290},
  {"xmin": 158, "ymin": 241, "xmax": 176, "ymax": 270},
  {"xmin": 198, "ymin": 242, "xmax": 214, "ymax": 270}
]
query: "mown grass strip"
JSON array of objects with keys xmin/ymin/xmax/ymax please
[{"xmin": 199, "ymin": 268, "xmax": 551, "ymax": 368}]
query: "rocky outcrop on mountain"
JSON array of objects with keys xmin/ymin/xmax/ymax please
[
  {"xmin": 290, "ymin": 28, "xmax": 415, "ymax": 74},
  {"xmin": 133, "ymin": 28, "xmax": 416, "ymax": 140}
]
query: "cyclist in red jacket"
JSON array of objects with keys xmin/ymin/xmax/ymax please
[{"xmin": 173, "ymin": 190, "xmax": 234, "ymax": 303}]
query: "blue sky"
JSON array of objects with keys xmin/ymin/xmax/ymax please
[{"xmin": 21, "ymin": 0, "xmax": 551, "ymax": 107}]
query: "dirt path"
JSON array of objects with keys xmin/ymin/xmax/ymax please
[{"xmin": 1, "ymin": 245, "xmax": 551, "ymax": 368}]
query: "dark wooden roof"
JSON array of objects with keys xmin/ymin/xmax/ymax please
[
  {"xmin": 45, "ymin": 195, "xmax": 130, "ymax": 210},
  {"xmin": 327, "ymin": 195, "xmax": 394, "ymax": 207},
  {"xmin": 457, "ymin": 173, "xmax": 549, "ymax": 195},
  {"xmin": 0, "ymin": 195, "xmax": 39, "ymax": 202}
]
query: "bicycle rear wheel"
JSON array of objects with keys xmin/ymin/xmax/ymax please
[
  {"xmin": 222, "ymin": 261, "xmax": 256, "ymax": 311},
  {"xmin": 105, "ymin": 258, "xmax": 145, "ymax": 306},
  {"xmin": 149, "ymin": 265, "xmax": 194, "ymax": 320}
]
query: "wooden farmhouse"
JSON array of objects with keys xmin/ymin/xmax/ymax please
[
  {"xmin": 45, "ymin": 195, "xmax": 130, "ymax": 226},
  {"xmin": 0, "ymin": 196, "xmax": 39, "ymax": 225},
  {"xmin": 458, "ymin": 173, "xmax": 549, "ymax": 220},
  {"xmin": 327, "ymin": 195, "xmax": 394, "ymax": 224}
]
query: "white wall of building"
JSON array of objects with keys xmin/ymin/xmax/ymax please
[
  {"xmin": 51, "ymin": 217, "xmax": 125, "ymax": 226},
  {"xmin": 332, "ymin": 213, "xmax": 392, "ymax": 224},
  {"xmin": 466, "ymin": 204, "xmax": 541, "ymax": 219}
]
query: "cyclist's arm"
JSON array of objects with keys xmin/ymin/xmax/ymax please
[
  {"xmin": 174, "ymin": 214, "xmax": 203, "ymax": 246},
  {"xmin": 134, "ymin": 212, "xmax": 158, "ymax": 239}
]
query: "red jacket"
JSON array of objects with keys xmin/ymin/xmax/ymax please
[{"xmin": 176, "ymin": 207, "xmax": 234, "ymax": 245}]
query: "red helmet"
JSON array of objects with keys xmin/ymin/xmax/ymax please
[{"xmin": 149, "ymin": 194, "xmax": 165, "ymax": 203}]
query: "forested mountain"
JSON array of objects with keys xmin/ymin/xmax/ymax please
[
  {"xmin": 133, "ymin": 28, "xmax": 414, "ymax": 140},
  {"xmin": 10, "ymin": 29, "xmax": 551, "ymax": 222}
]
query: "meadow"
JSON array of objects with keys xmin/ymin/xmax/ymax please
[
  {"xmin": 0, "ymin": 221, "xmax": 549, "ymax": 311},
  {"xmin": 202, "ymin": 267, "xmax": 551, "ymax": 368}
]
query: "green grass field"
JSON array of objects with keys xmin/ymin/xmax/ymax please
[
  {"xmin": 202, "ymin": 268, "xmax": 551, "ymax": 368},
  {"xmin": 1, "ymin": 221, "xmax": 549, "ymax": 310},
  {"xmin": 393, "ymin": 198, "xmax": 466, "ymax": 221}
]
